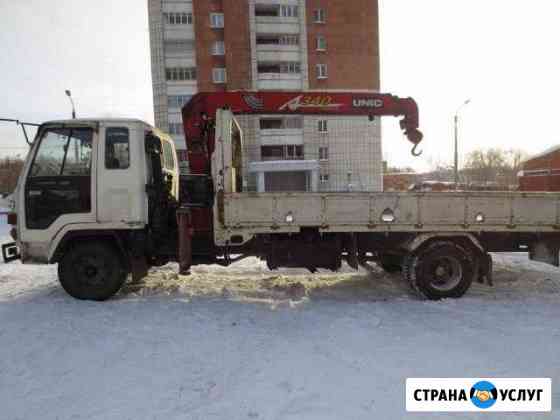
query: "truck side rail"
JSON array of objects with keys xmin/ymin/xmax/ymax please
[{"xmin": 220, "ymin": 191, "xmax": 560, "ymax": 234}]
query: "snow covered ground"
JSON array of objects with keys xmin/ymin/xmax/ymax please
[{"xmin": 0, "ymin": 227, "xmax": 559, "ymax": 419}]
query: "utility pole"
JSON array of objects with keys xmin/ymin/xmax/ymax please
[{"xmin": 454, "ymin": 99, "xmax": 471, "ymax": 189}]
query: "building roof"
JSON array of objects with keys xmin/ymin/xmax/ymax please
[{"xmin": 523, "ymin": 144, "xmax": 560, "ymax": 163}]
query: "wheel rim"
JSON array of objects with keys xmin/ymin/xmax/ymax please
[
  {"xmin": 75, "ymin": 255, "xmax": 108, "ymax": 287},
  {"xmin": 426, "ymin": 256, "xmax": 463, "ymax": 292}
]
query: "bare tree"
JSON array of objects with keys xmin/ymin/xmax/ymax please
[
  {"xmin": 384, "ymin": 165, "xmax": 416, "ymax": 174},
  {"xmin": 463, "ymin": 148, "xmax": 528, "ymax": 187},
  {"xmin": 0, "ymin": 156, "xmax": 25, "ymax": 195}
]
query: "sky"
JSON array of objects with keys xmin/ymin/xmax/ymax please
[{"xmin": 1, "ymin": 0, "xmax": 559, "ymax": 171}]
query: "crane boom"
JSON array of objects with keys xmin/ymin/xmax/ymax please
[{"xmin": 181, "ymin": 91, "xmax": 423, "ymax": 174}]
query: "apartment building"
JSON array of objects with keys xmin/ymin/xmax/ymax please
[{"xmin": 148, "ymin": 0, "xmax": 382, "ymax": 191}]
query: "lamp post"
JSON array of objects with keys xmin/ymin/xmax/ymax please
[
  {"xmin": 454, "ymin": 99, "xmax": 471, "ymax": 189},
  {"xmin": 65, "ymin": 90, "xmax": 76, "ymax": 119}
]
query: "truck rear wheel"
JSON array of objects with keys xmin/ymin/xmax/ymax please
[
  {"xmin": 403, "ymin": 241, "xmax": 474, "ymax": 300},
  {"xmin": 58, "ymin": 241, "xmax": 127, "ymax": 301}
]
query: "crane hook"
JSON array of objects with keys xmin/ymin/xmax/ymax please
[{"xmin": 411, "ymin": 143, "xmax": 422, "ymax": 157}]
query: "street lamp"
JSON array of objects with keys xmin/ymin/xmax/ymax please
[
  {"xmin": 454, "ymin": 99, "xmax": 471, "ymax": 189},
  {"xmin": 65, "ymin": 90, "xmax": 76, "ymax": 119}
]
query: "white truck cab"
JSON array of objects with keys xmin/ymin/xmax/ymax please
[{"xmin": 5, "ymin": 119, "xmax": 179, "ymax": 300}]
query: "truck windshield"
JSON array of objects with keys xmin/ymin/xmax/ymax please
[{"xmin": 30, "ymin": 128, "xmax": 93, "ymax": 177}]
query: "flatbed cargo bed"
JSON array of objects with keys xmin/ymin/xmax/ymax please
[{"xmin": 221, "ymin": 191, "xmax": 560, "ymax": 234}]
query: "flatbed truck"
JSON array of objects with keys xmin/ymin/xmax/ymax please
[{"xmin": 3, "ymin": 91, "xmax": 560, "ymax": 301}]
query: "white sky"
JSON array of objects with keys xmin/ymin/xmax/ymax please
[{"xmin": 1, "ymin": 0, "xmax": 559, "ymax": 171}]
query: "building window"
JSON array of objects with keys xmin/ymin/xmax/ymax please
[
  {"xmin": 317, "ymin": 63, "xmax": 328, "ymax": 79},
  {"xmin": 165, "ymin": 67, "xmax": 197, "ymax": 81},
  {"xmin": 318, "ymin": 120, "xmax": 328, "ymax": 133},
  {"xmin": 260, "ymin": 117, "xmax": 302, "ymax": 130},
  {"xmin": 261, "ymin": 145, "xmax": 284, "ymax": 161},
  {"xmin": 255, "ymin": 4, "xmax": 279, "ymax": 17},
  {"xmin": 256, "ymin": 34, "xmax": 299, "ymax": 46},
  {"xmin": 282, "ymin": 62, "xmax": 300, "ymax": 73},
  {"xmin": 261, "ymin": 145, "xmax": 303, "ymax": 161},
  {"xmin": 211, "ymin": 40, "xmax": 225, "ymax": 55},
  {"xmin": 319, "ymin": 147, "xmax": 329, "ymax": 160},
  {"xmin": 212, "ymin": 68, "xmax": 227, "ymax": 84},
  {"xmin": 280, "ymin": 5, "xmax": 298, "ymax": 18},
  {"xmin": 285, "ymin": 117, "xmax": 303, "ymax": 129},
  {"xmin": 287, "ymin": 145, "xmax": 303, "ymax": 159},
  {"xmin": 168, "ymin": 95, "xmax": 192, "ymax": 109},
  {"xmin": 210, "ymin": 13, "xmax": 224, "ymax": 28},
  {"xmin": 257, "ymin": 62, "xmax": 301, "ymax": 74},
  {"xmin": 105, "ymin": 127, "xmax": 130, "ymax": 170},
  {"xmin": 316, "ymin": 36, "xmax": 327, "ymax": 51},
  {"xmin": 168, "ymin": 123, "xmax": 184, "ymax": 135},
  {"xmin": 164, "ymin": 12, "xmax": 193, "ymax": 25},
  {"xmin": 260, "ymin": 119, "xmax": 282, "ymax": 130},
  {"xmin": 320, "ymin": 174, "xmax": 329, "ymax": 183},
  {"xmin": 314, "ymin": 9, "xmax": 326, "ymax": 23},
  {"xmin": 280, "ymin": 35, "xmax": 299, "ymax": 45}
]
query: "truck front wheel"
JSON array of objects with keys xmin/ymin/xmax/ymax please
[
  {"xmin": 403, "ymin": 241, "xmax": 475, "ymax": 300},
  {"xmin": 58, "ymin": 241, "xmax": 127, "ymax": 301}
]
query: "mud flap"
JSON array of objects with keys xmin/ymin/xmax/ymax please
[
  {"xmin": 529, "ymin": 241, "xmax": 560, "ymax": 267},
  {"xmin": 342, "ymin": 234, "xmax": 359, "ymax": 270},
  {"xmin": 478, "ymin": 253, "xmax": 493, "ymax": 286},
  {"xmin": 131, "ymin": 256, "xmax": 149, "ymax": 283},
  {"xmin": 177, "ymin": 208, "xmax": 193, "ymax": 275}
]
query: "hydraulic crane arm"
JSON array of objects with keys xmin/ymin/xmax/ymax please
[{"xmin": 181, "ymin": 91, "xmax": 423, "ymax": 174}]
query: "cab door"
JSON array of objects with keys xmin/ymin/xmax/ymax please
[
  {"xmin": 96, "ymin": 123, "xmax": 147, "ymax": 224},
  {"xmin": 20, "ymin": 125, "xmax": 97, "ymax": 258}
]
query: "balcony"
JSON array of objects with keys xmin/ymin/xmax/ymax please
[
  {"xmin": 257, "ymin": 73, "xmax": 302, "ymax": 90},
  {"xmin": 256, "ymin": 19, "xmax": 300, "ymax": 35},
  {"xmin": 256, "ymin": 34, "xmax": 300, "ymax": 61},
  {"xmin": 163, "ymin": 39, "xmax": 196, "ymax": 59},
  {"xmin": 163, "ymin": 25, "xmax": 195, "ymax": 41},
  {"xmin": 259, "ymin": 129, "xmax": 303, "ymax": 146},
  {"xmin": 256, "ymin": 46, "xmax": 300, "ymax": 63}
]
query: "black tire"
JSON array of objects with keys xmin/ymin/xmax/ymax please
[
  {"xmin": 377, "ymin": 254, "xmax": 403, "ymax": 273},
  {"xmin": 58, "ymin": 241, "xmax": 127, "ymax": 301},
  {"xmin": 403, "ymin": 241, "xmax": 475, "ymax": 300}
]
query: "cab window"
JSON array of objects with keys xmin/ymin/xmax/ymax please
[
  {"xmin": 30, "ymin": 128, "xmax": 92, "ymax": 177},
  {"xmin": 26, "ymin": 127, "xmax": 93, "ymax": 229},
  {"xmin": 105, "ymin": 127, "xmax": 130, "ymax": 169}
]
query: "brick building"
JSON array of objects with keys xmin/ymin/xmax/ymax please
[
  {"xmin": 148, "ymin": 0, "xmax": 382, "ymax": 192},
  {"xmin": 519, "ymin": 146, "xmax": 560, "ymax": 191}
]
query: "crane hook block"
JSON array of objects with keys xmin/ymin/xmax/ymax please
[{"xmin": 406, "ymin": 128, "xmax": 424, "ymax": 157}]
